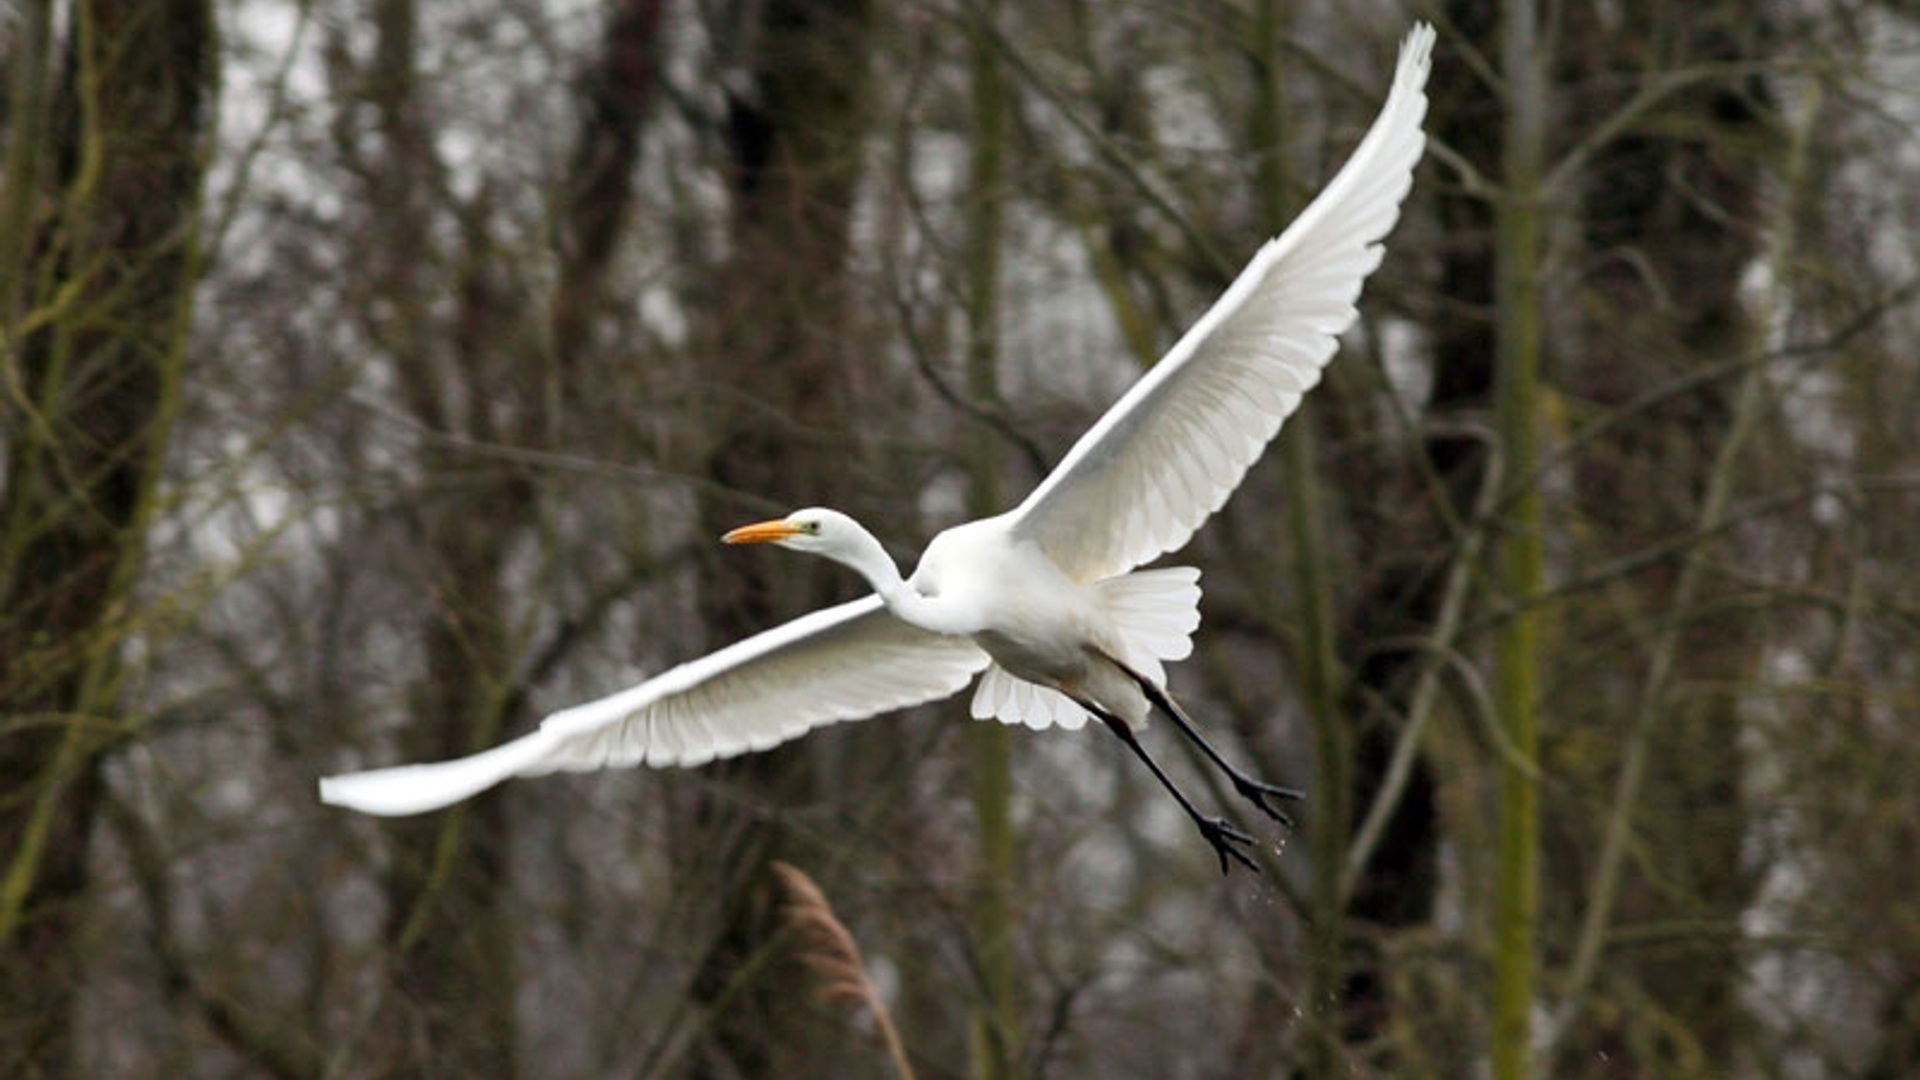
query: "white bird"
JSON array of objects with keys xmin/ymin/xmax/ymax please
[{"xmin": 319, "ymin": 24, "xmax": 1434, "ymax": 874}]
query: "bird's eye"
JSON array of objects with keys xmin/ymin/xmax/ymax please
[{"xmin": 806, "ymin": 521, "xmax": 822, "ymax": 534}]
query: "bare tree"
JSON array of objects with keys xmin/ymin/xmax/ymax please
[
  {"xmin": 679, "ymin": 1, "xmax": 888, "ymax": 1076},
  {"xmin": 0, "ymin": 2, "xmax": 215, "ymax": 1075},
  {"xmin": 4, "ymin": 4, "xmax": 1916, "ymax": 1078}
]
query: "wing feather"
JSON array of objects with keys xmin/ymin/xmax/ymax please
[
  {"xmin": 1007, "ymin": 24, "xmax": 1433, "ymax": 580},
  {"xmin": 318, "ymin": 596, "xmax": 989, "ymax": 816}
]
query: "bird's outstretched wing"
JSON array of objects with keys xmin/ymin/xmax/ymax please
[
  {"xmin": 1006, "ymin": 24, "xmax": 1434, "ymax": 582},
  {"xmin": 318, "ymin": 596, "xmax": 989, "ymax": 816}
]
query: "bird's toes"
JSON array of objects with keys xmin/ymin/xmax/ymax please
[
  {"xmin": 1198, "ymin": 816, "xmax": 1260, "ymax": 876},
  {"xmin": 1209, "ymin": 816, "xmax": 1254, "ymax": 843},
  {"xmin": 1238, "ymin": 775, "xmax": 1305, "ymax": 802},
  {"xmin": 1236, "ymin": 778, "xmax": 1304, "ymax": 828}
]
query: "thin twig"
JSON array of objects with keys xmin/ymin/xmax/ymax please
[
  {"xmin": 1540, "ymin": 78, "xmax": 1815, "ymax": 1059},
  {"xmin": 103, "ymin": 794, "xmax": 323, "ymax": 1080},
  {"xmin": 963, "ymin": 0, "xmax": 1232, "ymax": 278},
  {"xmin": 1340, "ymin": 442, "xmax": 1501, "ymax": 900}
]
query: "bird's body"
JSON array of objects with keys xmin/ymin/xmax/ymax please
[
  {"xmin": 910, "ymin": 517, "xmax": 1127, "ymax": 707},
  {"xmin": 319, "ymin": 24, "xmax": 1438, "ymax": 872},
  {"xmin": 733, "ymin": 506, "xmax": 1179, "ymax": 730}
]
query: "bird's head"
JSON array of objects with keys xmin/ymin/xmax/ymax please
[
  {"xmin": 721, "ymin": 507, "xmax": 866, "ymax": 556},
  {"xmin": 722, "ymin": 507, "xmax": 901, "ymax": 592}
]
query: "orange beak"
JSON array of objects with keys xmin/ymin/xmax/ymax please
[{"xmin": 722, "ymin": 519, "xmax": 799, "ymax": 545}]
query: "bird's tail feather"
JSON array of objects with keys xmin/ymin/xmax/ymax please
[
  {"xmin": 1097, "ymin": 566, "xmax": 1202, "ymax": 688},
  {"xmin": 967, "ymin": 566, "xmax": 1202, "ymax": 731}
]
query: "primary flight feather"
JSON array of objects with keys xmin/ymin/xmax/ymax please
[{"xmin": 320, "ymin": 24, "xmax": 1435, "ymax": 873}]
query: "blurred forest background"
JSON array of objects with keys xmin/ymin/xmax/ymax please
[{"xmin": 4, "ymin": 1, "xmax": 1919, "ymax": 1078}]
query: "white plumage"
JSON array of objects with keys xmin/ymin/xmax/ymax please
[
  {"xmin": 318, "ymin": 596, "xmax": 987, "ymax": 816},
  {"xmin": 319, "ymin": 25, "xmax": 1434, "ymax": 869},
  {"xmin": 1009, "ymin": 26, "xmax": 1433, "ymax": 581}
]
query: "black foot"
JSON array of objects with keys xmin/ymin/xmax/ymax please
[
  {"xmin": 1198, "ymin": 816, "xmax": 1260, "ymax": 876},
  {"xmin": 1233, "ymin": 776, "xmax": 1305, "ymax": 828}
]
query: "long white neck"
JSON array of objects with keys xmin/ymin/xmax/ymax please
[{"xmin": 816, "ymin": 522, "xmax": 943, "ymax": 629}]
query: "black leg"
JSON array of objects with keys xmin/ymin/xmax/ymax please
[
  {"xmin": 1075, "ymin": 698, "xmax": 1259, "ymax": 876},
  {"xmin": 1115, "ymin": 657, "xmax": 1304, "ymax": 828}
]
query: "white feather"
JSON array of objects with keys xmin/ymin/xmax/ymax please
[
  {"xmin": 319, "ymin": 596, "xmax": 988, "ymax": 816},
  {"xmin": 1008, "ymin": 24, "xmax": 1434, "ymax": 582},
  {"xmin": 318, "ymin": 26, "xmax": 1433, "ymax": 821}
]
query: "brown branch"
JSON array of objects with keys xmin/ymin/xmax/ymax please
[
  {"xmin": 103, "ymin": 794, "xmax": 323, "ymax": 1080},
  {"xmin": 550, "ymin": 0, "xmax": 667, "ymax": 374}
]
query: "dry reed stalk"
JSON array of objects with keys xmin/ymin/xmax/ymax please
[{"xmin": 769, "ymin": 861, "xmax": 918, "ymax": 1080}]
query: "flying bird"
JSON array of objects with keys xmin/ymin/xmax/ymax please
[{"xmin": 320, "ymin": 24, "xmax": 1434, "ymax": 874}]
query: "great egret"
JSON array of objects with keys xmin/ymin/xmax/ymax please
[{"xmin": 320, "ymin": 24, "xmax": 1434, "ymax": 874}]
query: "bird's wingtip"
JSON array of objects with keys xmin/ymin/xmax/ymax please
[
  {"xmin": 316, "ymin": 774, "xmax": 348, "ymax": 807},
  {"xmin": 316, "ymin": 767, "xmax": 428, "ymax": 817},
  {"xmin": 1400, "ymin": 22, "xmax": 1437, "ymax": 71},
  {"xmin": 316, "ymin": 772, "xmax": 374, "ymax": 812}
]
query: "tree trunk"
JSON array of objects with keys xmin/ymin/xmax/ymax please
[
  {"xmin": 682, "ymin": 1, "xmax": 877, "ymax": 1076},
  {"xmin": 349, "ymin": 1, "xmax": 518, "ymax": 1072},
  {"xmin": 1548, "ymin": 8, "xmax": 1778, "ymax": 1069},
  {"xmin": 0, "ymin": 1, "xmax": 215, "ymax": 1075},
  {"xmin": 551, "ymin": 0, "xmax": 667, "ymax": 380},
  {"xmin": 351, "ymin": 0, "xmax": 671, "ymax": 1071},
  {"xmin": 1246, "ymin": 3, "xmax": 1349, "ymax": 1076},
  {"xmin": 1490, "ymin": 2, "xmax": 1546, "ymax": 1077},
  {"xmin": 964, "ymin": 4, "xmax": 1022, "ymax": 1077},
  {"xmin": 1334, "ymin": 8, "xmax": 1500, "ymax": 1067}
]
